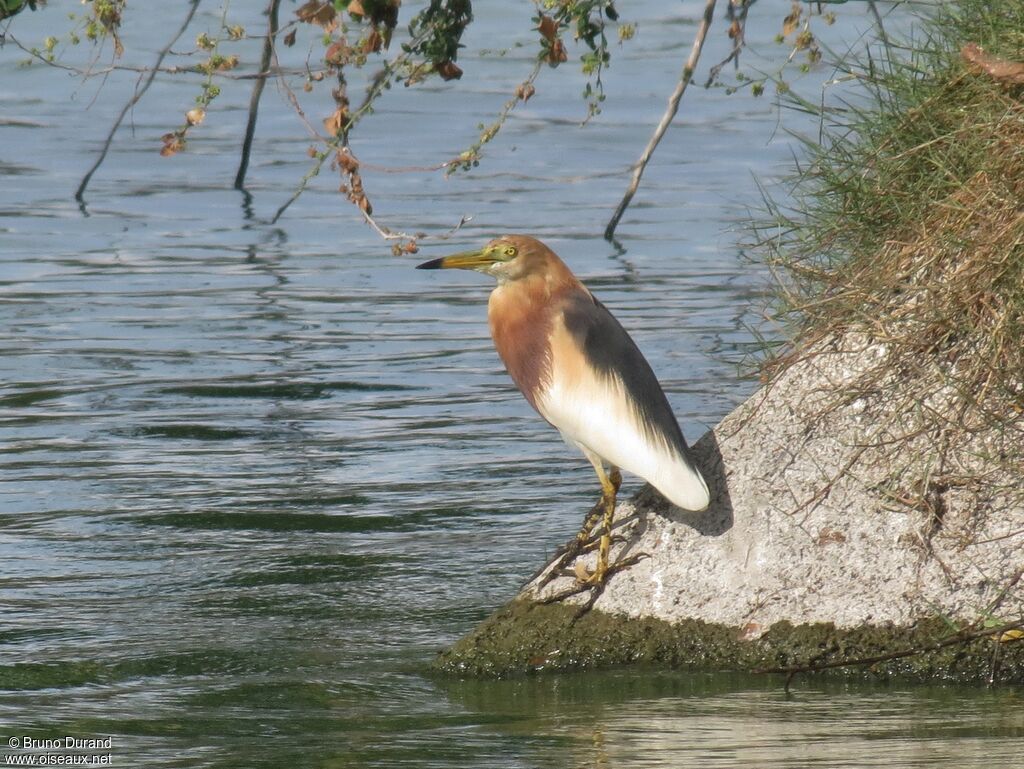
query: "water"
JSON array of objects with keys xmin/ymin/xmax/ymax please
[{"xmin": 2, "ymin": 2, "xmax": 1021, "ymax": 767}]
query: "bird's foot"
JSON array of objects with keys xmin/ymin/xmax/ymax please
[
  {"xmin": 535, "ymin": 532, "xmax": 626, "ymax": 590},
  {"xmin": 573, "ymin": 559, "xmax": 606, "ymax": 585},
  {"xmin": 537, "ymin": 551, "xmax": 649, "ymax": 611},
  {"xmin": 572, "ymin": 550, "xmax": 647, "ymax": 586}
]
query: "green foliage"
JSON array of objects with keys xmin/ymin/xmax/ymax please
[
  {"xmin": 404, "ymin": 0, "xmax": 473, "ymax": 78},
  {"xmin": 0, "ymin": 0, "xmax": 41, "ymax": 22},
  {"xmin": 535, "ymin": 1, "xmax": 619, "ymax": 119},
  {"xmin": 83, "ymin": 0, "xmax": 125, "ymax": 54}
]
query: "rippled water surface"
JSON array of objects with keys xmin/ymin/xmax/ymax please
[{"xmin": 2, "ymin": 2, "xmax": 1021, "ymax": 767}]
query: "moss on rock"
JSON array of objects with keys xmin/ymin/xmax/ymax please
[{"xmin": 435, "ymin": 600, "xmax": 1024, "ymax": 684}]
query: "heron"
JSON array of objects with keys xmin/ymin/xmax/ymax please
[{"xmin": 417, "ymin": 235, "xmax": 709, "ymax": 584}]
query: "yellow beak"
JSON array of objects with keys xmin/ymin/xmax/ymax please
[{"xmin": 415, "ymin": 249, "xmax": 495, "ymax": 271}]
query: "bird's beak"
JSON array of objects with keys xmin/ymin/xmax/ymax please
[{"xmin": 416, "ymin": 248, "xmax": 495, "ymax": 271}]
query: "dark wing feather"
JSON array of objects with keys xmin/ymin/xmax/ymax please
[{"xmin": 561, "ymin": 291, "xmax": 696, "ymax": 462}]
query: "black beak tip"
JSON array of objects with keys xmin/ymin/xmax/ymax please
[{"xmin": 415, "ymin": 256, "xmax": 444, "ymax": 270}]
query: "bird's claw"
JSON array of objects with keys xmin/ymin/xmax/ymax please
[
  {"xmin": 535, "ymin": 532, "xmax": 628, "ymax": 589},
  {"xmin": 538, "ymin": 551, "xmax": 650, "ymax": 609},
  {"xmin": 577, "ymin": 551, "xmax": 648, "ymax": 585},
  {"xmin": 573, "ymin": 560, "xmax": 605, "ymax": 585}
]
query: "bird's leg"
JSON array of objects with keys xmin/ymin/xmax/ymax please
[
  {"xmin": 534, "ymin": 460, "xmax": 627, "ymax": 591},
  {"xmin": 572, "ymin": 468, "xmax": 619, "ymax": 545},
  {"xmin": 574, "ymin": 506, "xmax": 603, "ymax": 546},
  {"xmin": 575, "ymin": 459, "xmax": 619, "ymax": 585},
  {"xmin": 610, "ymin": 467, "xmax": 622, "ymax": 494},
  {"xmin": 595, "ymin": 464, "xmax": 620, "ymax": 581},
  {"xmin": 534, "ymin": 499, "xmax": 602, "ymax": 590}
]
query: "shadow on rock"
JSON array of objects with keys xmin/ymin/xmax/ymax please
[{"xmin": 630, "ymin": 428, "xmax": 733, "ymax": 536}]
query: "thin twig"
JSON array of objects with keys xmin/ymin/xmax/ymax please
[
  {"xmin": 235, "ymin": 0, "xmax": 281, "ymax": 190},
  {"xmin": 74, "ymin": 0, "xmax": 202, "ymax": 205},
  {"xmin": 705, "ymin": 0, "xmax": 750, "ymax": 87},
  {"xmin": 981, "ymin": 566, "xmax": 1024, "ymax": 618},
  {"xmin": 270, "ymin": 37, "xmax": 318, "ymax": 140},
  {"xmin": 5, "ymin": 41, "xmax": 299, "ymax": 80},
  {"xmin": 269, "ymin": 16, "xmax": 461, "ymax": 225},
  {"xmin": 447, "ymin": 59, "xmax": 543, "ymax": 175},
  {"xmin": 604, "ymin": 0, "xmax": 717, "ymax": 242},
  {"xmin": 362, "ymin": 211, "xmax": 472, "ymax": 243},
  {"xmin": 269, "ymin": 55, "xmax": 412, "ymax": 225}
]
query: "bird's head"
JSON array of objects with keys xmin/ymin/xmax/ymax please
[{"xmin": 416, "ymin": 235, "xmax": 554, "ymax": 283}]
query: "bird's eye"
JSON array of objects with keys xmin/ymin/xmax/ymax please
[{"xmin": 503, "ymin": 246, "xmax": 517, "ymax": 257}]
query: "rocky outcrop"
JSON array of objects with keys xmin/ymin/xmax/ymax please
[{"xmin": 436, "ymin": 334, "xmax": 1024, "ymax": 681}]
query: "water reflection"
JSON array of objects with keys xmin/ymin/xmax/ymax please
[{"xmin": 441, "ymin": 674, "xmax": 1024, "ymax": 769}]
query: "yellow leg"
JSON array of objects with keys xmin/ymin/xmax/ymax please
[
  {"xmin": 595, "ymin": 466, "xmax": 617, "ymax": 582},
  {"xmin": 575, "ymin": 506, "xmax": 603, "ymax": 545},
  {"xmin": 574, "ymin": 467, "xmax": 618, "ymax": 546},
  {"xmin": 579, "ymin": 452, "xmax": 619, "ymax": 584},
  {"xmin": 537, "ymin": 458, "xmax": 648, "ymax": 598}
]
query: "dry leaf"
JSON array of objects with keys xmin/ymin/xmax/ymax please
[
  {"xmin": 537, "ymin": 14, "xmax": 558, "ymax": 43},
  {"xmin": 283, "ymin": 29, "xmax": 297, "ymax": 47},
  {"xmin": 160, "ymin": 132, "xmax": 184, "ymax": 157},
  {"xmin": 815, "ymin": 528, "xmax": 847, "ymax": 546},
  {"xmin": 436, "ymin": 60, "xmax": 463, "ymax": 80},
  {"xmin": 548, "ymin": 38, "xmax": 567, "ymax": 66},
  {"xmin": 370, "ymin": 0, "xmax": 400, "ymax": 34},
  {"xmin": 296, "ymin": 0, "xmax": 337, "ymax": 31},
  {"xmin": 781, "ymin": 1, "xmax": 801, "ymax": 38},
  {"xmin": 737, "ymin": 622, "xmax": 763, "ymax": 641},
  {"xmin": 325, "ymin": 39, "xmax": 351, "ymax": 66},
  {"xmin": 323, "ymin": 107, "xmax": 347, "ymax": 136},
  {"xmin": 337, "ymin": 150, "xmax": 359, "ymax": 173},
  {"xmin": 363, "ymin": 28, "xmax": 383, "ymax": 54}
]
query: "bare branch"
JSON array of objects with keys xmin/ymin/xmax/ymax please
[
  {"xmin": 235, "ymin": 0, "xmax": 281, "ymax": 190},
  {"xmin": 75, "ymin": 0, "xmax": 203, "ymax": 206},
  {"xmin": 604, "ymin": 0, "xmax": 717, "ymax": 242}
]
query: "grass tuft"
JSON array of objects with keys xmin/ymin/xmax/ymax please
[{"xmin": 753, "ymin": 0, "xmax": 1024, "ymax": 505}]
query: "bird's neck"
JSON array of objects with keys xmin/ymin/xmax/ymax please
[{"xmin": 487, "ymin": 271, "xmax": 583, "ymax": 410}]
